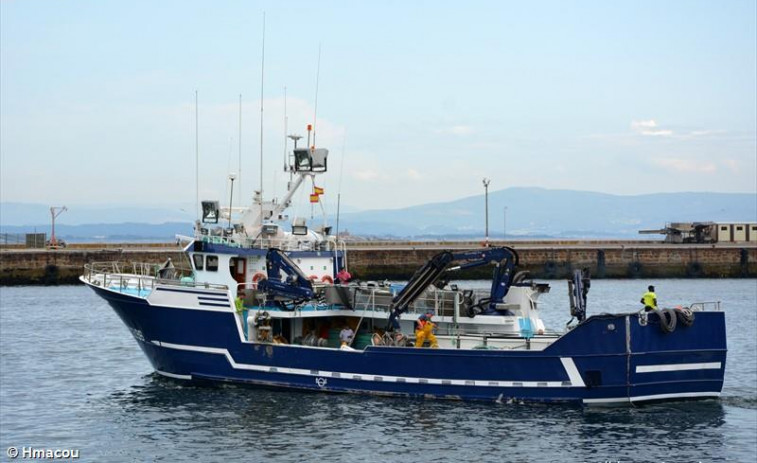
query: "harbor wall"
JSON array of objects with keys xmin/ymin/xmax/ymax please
[
  {"xmin": 0, "ymin": 241, "xmax": 755, "ymax": 285},
  {"xmin": 347, "ymin": 244, "xmax": 756, "ymax": 280}
]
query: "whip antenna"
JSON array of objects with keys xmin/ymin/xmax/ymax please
[
  {"xmin": 258, "ymin": 12, "xmax": 266, "ymax": 224},
  {"xmin": 312, "ymin": 43, "xmax": 321, "ymax": 148}
]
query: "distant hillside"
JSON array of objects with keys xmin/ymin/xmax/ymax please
[
  {"xmin": 2, "ymin": 189, "xmax": 755, "ymax": 241},
  {"xmin": 334, "ymin": 188, "xmax": 757, "ymax": 238},
  {"xmin": 0, "ymin": 202, "xmax": 194, "ymax": 226},
  {"xmin": 0, "ymin": 222, "xmax": 192, "ymax": 243}
]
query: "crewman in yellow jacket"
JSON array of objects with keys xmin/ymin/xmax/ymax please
[
  {"xmin": 640, "ymin": 285, "xmax": 658, "ymax": 311},
  {"xmin": 414, "ymin": 312, "xmax": 439, "ymax": 348}
]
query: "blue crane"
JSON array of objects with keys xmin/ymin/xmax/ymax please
[
  {"xmin": 257, "ymin": 248, "xmax": 316, "ymax": 307},
  {"xmin": 387, "ymin": 246, "xmax": 519, "ymax": 330}
]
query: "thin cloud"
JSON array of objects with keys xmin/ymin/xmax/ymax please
[
  {"xmin": 652, "ymin": 157, "xmax": 717, "ymax": 173},
  {"xmin": 631, "ymin": 120, "xmax": 673, "ymax": 137},
  {"xmin": 435, "ymin": 125, "xmax": 474, "ymax": 136},
  {"xmin": 354, "ymin": 170, "xmax": 379, "ymax": 181},
  {"xmin": 406, "ymin": 168, "xmax": 422, "ymax": 180},
  {"xmin": 722, "ymin": 159, "xmax": 739, "ymax": 173}
]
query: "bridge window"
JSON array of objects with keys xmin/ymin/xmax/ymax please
[
  {"xmin": 206, "ymin": 255, "xmax": 219, "ymax": 272},
  {"xmin": 193, "ymin": 254, "xmax": 204, "ymax": 270}
]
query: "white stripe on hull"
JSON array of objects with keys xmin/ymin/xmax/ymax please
[
  {"xmin": 583, "ymin": 391, "xmax": 720, "ymax": 405},
  {"xmin": 156, "ymin": 370, "xmax": 193, "ymax": 380},
  {"xmin": 560, "ymin": 357, "xmax": 586, "ymax": 387},
  {"xmin": 636, "ymin": 362, "xmax": 722, "ymax": 373},
  {"xmin": 152, "ymin": 340, "xmax": 578, "ymax": 389}
]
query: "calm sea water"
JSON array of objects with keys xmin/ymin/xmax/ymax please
[{"xmin": 1, "ymin": 280, "xmax": 755, "ymax": 462}]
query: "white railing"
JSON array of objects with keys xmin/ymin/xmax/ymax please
[
  {"xmin": 233, "ymin": 281, "xmax": 467, "ymax": 318},
  {"xmin": 83, "ymin": 262, "xmax": 227, "ymax": 294},
  {"xmin": 195, "ymin": 233, "xmax": 343, "ymax": 253},
  {"xmin": 688, "ymin": 301, "xmax": 722, "ymax": 312}
]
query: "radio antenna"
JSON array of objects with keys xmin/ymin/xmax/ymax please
[
  {"xmin": 258, "ymin": 12, "xmax": 266, "ymax": 224},
  {"xmin": 278, "ymin": 85, "xmax": 287, "ymax": 195},
  {"xmin": 238, "ymin": 93, "xmax": 242, "ymax": 204},
  {"xmin": 195, "ymin": 90, "xmax": 199, "ymax": 220},
  {"xmin": 312, "ymin": 43, "xmax": 321, "ymax": 148}
]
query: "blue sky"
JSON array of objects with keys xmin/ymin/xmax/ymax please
[{"xmin": 1, "ymin": 0, "xmax": 755, "ymax": 214}]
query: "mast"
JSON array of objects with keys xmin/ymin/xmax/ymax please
[
  {"xmin": 283, "ymin": 86, "xmax": 288, "ymax": 173},
  {"xmin": 238, "ymin": 94, "xmax": 242, "ymax": 205},
  {"xmin": 195, "ymin": 90, "xmax": 199, "ymax": 220},
  {"xmin": 259, "ymin": 13, "xmax": 266, "ymax": 225},
  {"xmin": 312, "ymin": 43, "xmax": 321, "ymax": 148}
]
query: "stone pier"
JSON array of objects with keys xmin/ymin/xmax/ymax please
[{"xmin": 0, "ymin": 240, "xmax": 754, "ymax": 285}]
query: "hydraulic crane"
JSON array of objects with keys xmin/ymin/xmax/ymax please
[
  {"xmin": 387, "ymin": 246, "xmax": 519, "ymax": 330},
  {"xmin": 257, "ymin": 248, "xmax": 316, "ymax": 307}
]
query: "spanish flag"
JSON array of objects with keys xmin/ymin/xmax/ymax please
[
  {"xmin": 309, "ymin": 194, "xmax": 319, "ymax": 203},
  {"xmin": 314, "ymin": 186, "xmax": 324, "ymax": 195}
]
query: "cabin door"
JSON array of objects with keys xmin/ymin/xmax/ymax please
[{"xmin": 230, "ymin": 258, "xmax": 247, "ymax": 293}]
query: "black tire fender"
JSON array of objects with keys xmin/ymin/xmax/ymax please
[{"xmin": 659, "ymin": 308, "xmax": 677, "ymax": 333}]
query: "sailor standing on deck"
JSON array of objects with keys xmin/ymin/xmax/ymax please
[
  {"xmin": 414, "ymin": 312, "xmax": 439, "ymax": 348},
  {"xmin": 640, "ymin": 285, "xmax": 658, "ymax": 312}
]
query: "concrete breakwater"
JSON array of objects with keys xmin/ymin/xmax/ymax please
[
  {"xmin": 0, "ymin": 240, "xmax": 755, "ymax": 285},
  {"xmin": 348, "ymin": 241, "xmax": 756, "ymax": 280}
]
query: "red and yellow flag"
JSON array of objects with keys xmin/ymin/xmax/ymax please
[
  {"xmin": 309, "ymin": 194, "xmax": 319, "ymax": 203},
  {"xmin": 314, "ymin": 186, "xmax": 324, "ymax": 195}
]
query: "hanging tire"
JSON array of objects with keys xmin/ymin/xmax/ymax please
[
  {"xmin": 675, "ymin": 307, "xmax": 695, "ymax": 327},
  {"xmin": 658, "ymin": 308, "xmax": 677, "ymax": 333}
]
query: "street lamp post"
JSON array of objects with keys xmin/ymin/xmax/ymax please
[
  {"xmin": 504, "ymin": 206, "xmax": 508, "ymax": 239},
  {"xmin": 482, "ymin": 178, "xmax": 490, "ymax": 245}
]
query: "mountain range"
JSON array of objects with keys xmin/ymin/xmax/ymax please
[{"xmin": 1, "ymin": 188, "xmax": 755, "ymax": 242}]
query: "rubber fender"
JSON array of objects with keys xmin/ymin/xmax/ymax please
[
  {"xmin": 658, "ymin": 308, "xmax": 677, "ymax": 334},
  {"xmin": 675, "ymin": 307, "xmax": 695, "ymax": 327}
]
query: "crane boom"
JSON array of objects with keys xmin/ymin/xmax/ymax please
[
  {"xmin": 387, "ymin": 247, "xmax": 519, "ymax": 329},
  {"xmin": 257, "ymin": 248, "xmax": 315, "ymax": 307}
]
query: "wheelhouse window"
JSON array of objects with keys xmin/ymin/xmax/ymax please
[
  {"xmin": 206, "ymin": 255, "xmax": 219, "ymax": 272},
  {"xmin": 193, "ymin": 254, "xmax": 204, "ymax": 270}
]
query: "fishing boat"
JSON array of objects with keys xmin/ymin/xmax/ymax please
[{"xmin": 81, "ymin": 139, "xmax": 727, "ymax": 405}]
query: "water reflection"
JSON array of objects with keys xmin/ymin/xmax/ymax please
[{"xmin": 103, "ymin": 374, "xmax": 734, "ymax": 463}]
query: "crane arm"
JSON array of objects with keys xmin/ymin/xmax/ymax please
[
  {"xmin": 387, "ymin": 247, "xmax": 519, "ymax": 329},
  {"xmin": 257, "ymin": 248, "xmax": 315, "ymax": 306}
]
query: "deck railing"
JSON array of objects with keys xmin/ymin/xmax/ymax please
[
  {"xmin": 688, "ymin": 301, "xmax": 721, "ymax": 312},
  {"xmin": 196, "ymin": 233, "xmax": 342, "ymax": 253},
  {"xmin": 83, "ymin": 262, "xmax": 227, "ymax": 293},
  {"xmin": 234, "ymin": 280, "xmax": 468, "ymax": 322}
]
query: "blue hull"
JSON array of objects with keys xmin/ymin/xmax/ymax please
[{"xmin": 90, "ymin": 284, "xmax": 727, "ymax": 405}]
